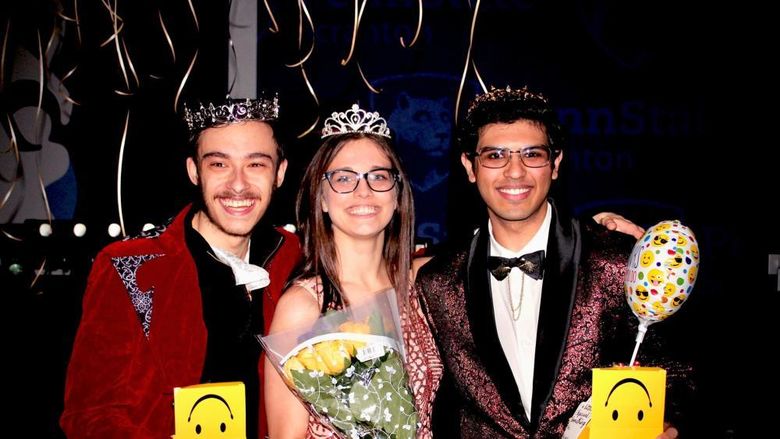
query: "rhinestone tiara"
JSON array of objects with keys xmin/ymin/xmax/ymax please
[
  {"xmin": 182, "ymin": 95, "xmax": 279, "ymax": 133},
  {"xmin": 321, "ymin": 104, "xmax": 391, "ymax": 139}
]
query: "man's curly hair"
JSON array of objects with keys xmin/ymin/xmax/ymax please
[{"xmin": 458, "ymin": 86, "xmax": 564, "ymax": 159}]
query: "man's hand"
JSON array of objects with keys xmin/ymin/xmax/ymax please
[
  {"xmin": 656, "ymin": 423, "xmax": 679, "ymax": 438},
  {"xmin": 593, "ymin": 212, "xmax": 645, "ymax": 239}
]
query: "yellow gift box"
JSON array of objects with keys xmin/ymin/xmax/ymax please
[
  {"xmin": 590, "ymin": 367, "xmax": 666, "ymax": 439},
  {"xmin": 173, "ymin": 381, "xmax": 246, "ymax": 439}
]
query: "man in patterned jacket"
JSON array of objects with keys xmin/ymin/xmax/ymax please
[
  {"xmin": 417, "ymin": 86, "xmax": 693, "ymax": 438},
  {"xmin": 61, "ymin": 96, "xmax": 301, "ymax": 439}
]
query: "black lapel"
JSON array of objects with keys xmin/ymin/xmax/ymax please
[
  {"xmin": 464, "ymin": 225, "xmax": 529, "ymax": 427},
  {"xmin": 247, "ymin": 222, "xmax": 284, "ymax": 268},
  {"xmin": 530, "ymin": 201, "xmax": 582, "ymax": 425}
]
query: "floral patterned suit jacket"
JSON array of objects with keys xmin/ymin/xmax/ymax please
[{"xmin": 417, "ymin": 201, "xmax": 693, "ymax": 438}]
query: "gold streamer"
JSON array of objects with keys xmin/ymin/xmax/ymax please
[
  {"xmin": 1, "ymin": 229, "xmax": 22, "ymax": 241},
  {"xmin": 44, "ymin": 26, "xmax": 58, "ymax": 59},
  {"xmin": 62, "ymin": 65, "xmax": 78, "ymax": 82},
  {"xmin": 471, "ymin": 59, "xmax": 487, "ymax": 93},
  {"xmin": 263, "ymin": 0, "xmax": 280, "ymax": 33},
  {"xmin": 1, "ymin": 114, "xmax": 19, "ymax": 156},
  {"xmin": 0, "ymin": 115, "xmax": 21, "ymax": 210},
  {"xmin": 455, "ymin": 0, "xmax": 481, "ymax": 123},
  {"xmin": 0, "ymin": 181, "xmax": 16, "ymax": 211},
  {"xmin": 37, "ymin": 172, "xmax": 53, "ymax": 224},
  {"xmin": 297, "ymin": 114, "xmax": 319, "ymax": 139},
  {"xmin": 60, "ymin": 68, "xmax": 79, "ymax": 103},
  {"xmin": 285, "ymin": 41, "xmax": 314, "ymax": 68},
  {"xmin": 1, "ymin": 20, "xmax": 9, "ymax": 90},
  {"xmin": 187, "ymin": 0, "xmax": 200, "ymax": 31},
  {"xmin": 174, "ymin": 50, "xmax": 198, "ymax": 112},
  {"xmin": 297, "ymin": 66, "xmax": 320, "ymax": 138},
  {"xmin": 37, "ymin": 31, "xmax": 44, "ymax": 121},
  {"xmin": 57, "ymin": 12, "xmax": 77, "ymax": 22},
  {"xmin": 158, "ymin": 10, "xmax": 176, "ymax": 63},
  {"xmin": 100, "ymin": 20, "xmax": 125, "ymax": 47},
  {"xmin": 116, "ymin": 111, "xmax": 130, "ymax": 238},
  {"xmin": 74, "ymin": 0, "xmax": 82, "ymax": 45},
  {"xmin": 98, "ymin": 0, "xmax": 124, "ymax": 45},
  {"xmin": 122, "ymin": 39, "xmax": 140, "ymax": 87},
  {"xmin": 297, "ymin": 0, "xmax": 303, "ymax": 48},
  {"xmin": 30, "ymin": 258, "xmax": 47, "ymax": 288},
  {"xmin": 64, "ymin": 95, "xmax": 82, "ymax": 106},
  {"xmin": 228, "ymin": 39, "xmax": 237, "ymax": 94},
  {"xmin": 341, "ymin": 0, "xmax": 368, "ymax": 66},
  {"xmin": 287, "ymin": 0, "xmax": 315, "ymax": 68},
  {"xmin": 99, "ymin": 0, "xmax": 118, "ymax": 20},
  {"xmin": 400, "ymin": 0, "xmax": 423, "ymax": 48},
  {"xmin": 357, "ymin": 62, "xmax": 380, "ymax": 94},
  {"xmin": 99, "ymin": 21, "xmax": 124, "ymax": 47},
  {"xmin": 112, "ymin": 0, "xmax": 130, "ymax": 90}
]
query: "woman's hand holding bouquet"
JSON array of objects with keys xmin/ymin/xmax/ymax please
[{"xmin": 260, "ymin": 289, "xmax": 418, "ymax": 439}]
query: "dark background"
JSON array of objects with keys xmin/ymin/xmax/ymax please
[{"xmin": 1, "ymin": 0, "xmax": 774, "ymax": 437}]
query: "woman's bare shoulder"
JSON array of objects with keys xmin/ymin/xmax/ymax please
[
  {"xmin": 411, "ymin": 256, "xmax": 433, "ymax": 281},
  {"xmin": 270, "ymin": 283, "xmax": 321, "ymax": 332}
]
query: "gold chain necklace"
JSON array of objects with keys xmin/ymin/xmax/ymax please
[{"xmin": 510, "ymin": 271, "xmax": 525, "ymax": 321}]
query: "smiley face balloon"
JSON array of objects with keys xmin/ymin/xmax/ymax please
[{"xmin": 625, "ymin": 220, "xmax": 699, "ymax": 325}]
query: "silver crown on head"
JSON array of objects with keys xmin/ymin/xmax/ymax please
[
  {"xmin": 321, "ymin": 104, "xmax": 391, "ymax": 139},
  {"xmin": 183, "ymin": 95, "xmax": 279, "ymax": 133}
]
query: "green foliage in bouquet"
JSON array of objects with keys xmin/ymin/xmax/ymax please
[{"xmin": 289, "ymin": 350, "xmax": 417, "ymax": 439}]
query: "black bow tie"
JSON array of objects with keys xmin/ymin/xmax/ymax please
[{"xmin": 487, "ymin": 250, "xmax": 545, "ymax": 281}]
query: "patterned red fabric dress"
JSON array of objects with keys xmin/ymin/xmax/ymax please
[{"xmin": 291, "ymin": 278, "xmax": 442, "ymax": 439}]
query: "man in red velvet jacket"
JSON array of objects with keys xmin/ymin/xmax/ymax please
[{"xmin": 61, "ymin": 96, "xmax": 301, "ymax": 439}]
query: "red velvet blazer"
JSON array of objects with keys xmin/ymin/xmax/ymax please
[{"xmin": 60, "ymin": 206, "xmax": 300, "ymax": 439}]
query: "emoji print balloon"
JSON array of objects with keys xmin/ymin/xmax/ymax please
[{"xmin": 625, "ymin": 220, "xmax": 699, "ymax": 364}]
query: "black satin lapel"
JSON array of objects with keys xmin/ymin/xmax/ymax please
[
  {"xmin": 464, "ymin": 227, "xmax": 527, "ymax": 424},
  {"xmin": 531, "ymin": 202, "xmax": 582, "ymax": 425}
]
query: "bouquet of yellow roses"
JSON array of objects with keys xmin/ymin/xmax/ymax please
[{"xmin": 259, "ymin": 289, "xmax": 418, "ymax": 439}]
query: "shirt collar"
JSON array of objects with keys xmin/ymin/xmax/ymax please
[{"xmin": 489, "ymin": 201, "xmax": 552, "ymax": 258}]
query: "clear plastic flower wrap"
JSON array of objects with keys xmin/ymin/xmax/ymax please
[{"xmin": 259, "ymin": 288, "xmax": 418, "ymax": 439}]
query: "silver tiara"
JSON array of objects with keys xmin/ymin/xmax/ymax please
[
  {"xmin": 183, "ymin": 95, "xmax": 279, "ymax": 133},
  {"xmin": 321, "ymin": 104, "xmax": 391, "ymax": 139}
]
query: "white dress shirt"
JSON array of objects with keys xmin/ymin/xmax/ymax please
[
  {"xmin": 210, "ymin": 241, "xmax": 270, "ymax": 292},
  {"xmin": 488, "ymin": 202, "xmax": 552, "ymax": 421}
]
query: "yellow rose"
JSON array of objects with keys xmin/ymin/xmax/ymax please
[
  {"xmin": 283, "ymin": 356, "xmax": 305, "ymax": 382},
  {"xmin": 338, "ymin": 321, "xmax": 371, "ymax": 334},
  {"xmin": 295, "ymin": 346, "xmax": 329, "ymax": 373},
  {"xmin": 338, "ymin": 321, "xmax": 370, "ymax": 354},
  {"xmin": 314, "ymin": 340, "xmax": 353, "ymax": 375}
]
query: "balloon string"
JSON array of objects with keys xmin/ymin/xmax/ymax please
[
  {"xmin": 629, "ymin": 340, "xmax": 641, "ymax": 367},
  {"xmin": 630, "ymin": 321, "xmax": 648, "ymax": 366}
]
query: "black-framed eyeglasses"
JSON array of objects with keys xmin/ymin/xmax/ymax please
[
  {"xmin": 322, "ymin": 168, "xmax": 400, "ymax": 194},
  {"xmin": 468, "ymin": 146, "xmax": 558, "ymax": 169}
]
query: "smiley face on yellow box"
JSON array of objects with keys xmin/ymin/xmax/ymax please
[
  {"xmin": 173, "ymin": 381, "xmax": 246, "ymax": 439},
  {"xmin": 590, "ymin": 367, "xmax": 666, "ymax": 439}
]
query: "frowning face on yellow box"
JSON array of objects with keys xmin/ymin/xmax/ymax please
[
  {"xmin": 174, "ymin": 381, "xmax": 246, "ymax": 439},
  {"xmin": 591, "ymin": 367, "xmax": 665, "ymax": 439}
]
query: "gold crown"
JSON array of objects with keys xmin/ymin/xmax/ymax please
[
  {"xmin": 321, "ymin": 104, "xmax": 391, "ymax": 139},
  {"xmin": 183, "ymin": 95, "xmax": 279, "ymax": 133},
  {"xmin": 467, "ymin": 85, "xmax": 549, "ymax": 115}
]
